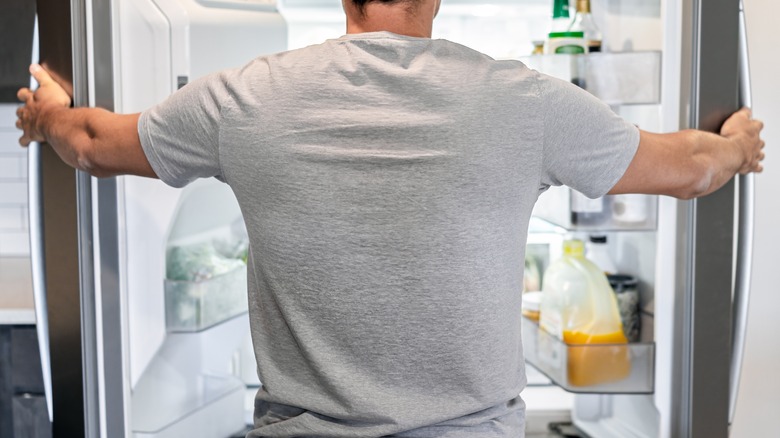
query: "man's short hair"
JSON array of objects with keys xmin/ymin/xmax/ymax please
[{"xmin": 351, "ymin": 0, "xmax": 419, "ymax": 15}]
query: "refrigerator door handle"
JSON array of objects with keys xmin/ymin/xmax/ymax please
[
  {"xmin": 729, "ymin": 0, "xmax": 753, "ymax": 427},
  {"xmin": 28, "ymin": 141, "xmax": 53, "ymax": 422}
]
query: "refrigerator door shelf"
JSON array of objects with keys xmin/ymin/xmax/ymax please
[
  {"xmin": 522, "ymin": 317, "xmax": 655, "ymax": 394},
  {"xmin": 533, "ymin": 189, "xmax": 658, "ymax": 232},
  {"xmin": 132, "ymin": 313, "xmax": 250, "ymax": 437},
  {"xmin": 517, "ymin": 51, "xmax": 662, "ymax": 106}
]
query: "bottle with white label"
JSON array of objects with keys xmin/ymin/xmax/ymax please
[
  {"xmin": 550, "ymin": 0, "xmax": 571, "ymax": 33},
  {"xmin": 546, "ymin": 0, "xmax": 582, "ymax": 55},
  {"xmin": 585, "ymin": 235, "xmax": 617, "ymax": 275}
]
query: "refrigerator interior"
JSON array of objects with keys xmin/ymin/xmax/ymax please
[{"xmin": 102, "ymin": 0, "xmax": 683, "ymax": 437}]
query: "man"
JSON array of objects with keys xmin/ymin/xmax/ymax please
[{"xmin": 15, "ymin": 0, "xmax": 764, "ymax": 436}]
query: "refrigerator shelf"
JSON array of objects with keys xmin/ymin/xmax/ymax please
[
  {"xmin": 522, "ymin": 317, "xmax": 655, "ymax": 394},
  {"xmin": 532, "ymin": 189, "xmax": 658, "ymax": 232},
  {"xmin": 517, "ymin": 51, "xmax": 662, "ymax": 106}
]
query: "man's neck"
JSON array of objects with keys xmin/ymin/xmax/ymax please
[{"xmin": 344, "ymin": 1, "xmax": 437, "ymax": 38}]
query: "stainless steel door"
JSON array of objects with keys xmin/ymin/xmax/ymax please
[
  {"xmin": 30, "ymin": 0, "xmax": 120, "ymax": 436},
  {"xmin": 33, "ymin": 1, "xmax": 87, "ymax": 436},
  {"xmin": 675, "ymin": 0, "xmax": 743, "ymax": 437}
]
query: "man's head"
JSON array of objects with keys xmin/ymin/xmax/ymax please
[{"xmin": 342, "ymin": 0, "xmax": 441, "ymax": 37}]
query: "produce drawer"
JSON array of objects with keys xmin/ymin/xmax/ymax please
[
  {"xmin": 164, "ymin": 265, "xmax": 248, "ymax": 332},
  {"xmin": 522, "ymin": 317, "xmax": 655, "ymax": 394}
]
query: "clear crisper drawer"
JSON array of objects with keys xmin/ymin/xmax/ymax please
[
  {"xmin": 522, "ymin": 317, "xmax": 654, "ymax": 394},
  {"xmin": 164, "ymin": 264, "xmax": 248, "ymax": 332}
]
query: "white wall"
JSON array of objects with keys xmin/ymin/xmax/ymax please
[
  {"xmin": 0, "ymin": 105, "xmax": 29, "ymax": 256},
  {"xmin": 731, "ymin": 0, "xmax": 780, "ymax": 436}
]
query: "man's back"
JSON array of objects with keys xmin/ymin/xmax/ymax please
[{"xmin": 138, "ymin": 32, "xmax": 638, "ymax": 436}]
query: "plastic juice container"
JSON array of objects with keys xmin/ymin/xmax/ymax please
[{"xmin": 539, "ymin": 239, "xmax": 630, "ymax": 387}]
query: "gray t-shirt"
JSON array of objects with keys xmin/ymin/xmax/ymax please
[{"xmin": 138, "ymin": 32, "xmax": 639, "ymax": 437}]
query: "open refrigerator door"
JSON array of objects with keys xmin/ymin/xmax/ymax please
[{"xmin": 112, "ymin": 2, "xmax": 286, "ymax": 436}]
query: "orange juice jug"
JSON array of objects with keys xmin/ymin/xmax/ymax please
[{"xmin": 539, "ymin": 239, "xmax": 630, "ymax": 387}]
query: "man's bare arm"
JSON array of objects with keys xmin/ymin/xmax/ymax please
[
  {"xmin": 609, "ymin": 108, "xmax": 765, "ymax": 199},
  {"xmin": 16, "ymin": 64, "xmax": 157, "ymax": 179}
]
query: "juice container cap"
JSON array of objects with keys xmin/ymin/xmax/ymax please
[
  {"xmin": 563, "ymin": 239, "xmax": 585, "ymax": 257},
  {"xmin": 607, "ymin": 274, "xmax": 639, "ymax": 293},
  {"xmin": 589, "ymin": 235, "xmax": 608, "ymax": 244}
]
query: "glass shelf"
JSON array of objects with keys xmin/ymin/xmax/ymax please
[
  {"xmin": 517, "ymin": 51, "xmax": 662, "ymax": 106},
  {"xmin": 522, "ymin": 316, "xmax": 655, "ymax": 394}
]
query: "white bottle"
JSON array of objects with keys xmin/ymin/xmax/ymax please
[
  {"xmin": 611, "ymin": 194, "xmax": 649, "ymax": 225},
  {"xmin": 550, "ymin": 0, "xmax": 572, "ymax": 33},
  {"xmin": 546, "ymin": 0, "xmax": 587, "ymax": 55},
  {"xmin": 585, "ymin": 234, "xmax": 617, "ymax": 275}
]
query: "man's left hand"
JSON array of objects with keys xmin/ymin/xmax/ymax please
[{"xmin": 16, "ymin": 64, "xmax": 72, "ymax": 146}]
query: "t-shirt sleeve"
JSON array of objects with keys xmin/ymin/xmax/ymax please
[
  {"xmin": 538, "ymin": 74, "xmax": 640, "ymax": 198},
  {"xmin": 138, "ymin": 72, "xmax": 231, "ymax": 188}
]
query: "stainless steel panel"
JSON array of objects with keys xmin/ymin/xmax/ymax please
[
  {"xmin": 677, "ymin": 1, "xmax": 740, "ymax": 437},
  {"xmin": 35, "ymin": 0, "xmax": 87, "ymax": 435},
  {"xmin": 40, "ymin": 144, "xmax": 85, "ymax": 437},
  {"xmin": 90, "ymin": 0, "xmax": 128, "ymax": 435},
  {"xmin": 70, "ymin": 0, "xmax": 102, "ymax": 436}
]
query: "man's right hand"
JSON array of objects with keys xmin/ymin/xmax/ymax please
[{"xmin": 720, "ymin": 107, "xmax": 765, "ymax": 175}]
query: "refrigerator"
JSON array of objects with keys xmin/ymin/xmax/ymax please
[{"xmin": 26, "ymin": 0, "xmax": 752, "ymax": 437}]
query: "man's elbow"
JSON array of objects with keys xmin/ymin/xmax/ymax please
[
  {"xmin": 79, "ymin": 161, "xmax": 113, "ymax": 179},
  {"xmin": 674, "ymin": 156, "xmax": 715, "ymax": 200},
  {"xmin": 673, "ymin": 186, "xmax": 705, "ymax": 201},
  {"xmin": 75, "ymin": 139, "xmax": 111, "ymax": 178},
  {"xmin": 80, "ymin": 162, "xmax": 112, "ymax": 179}
]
